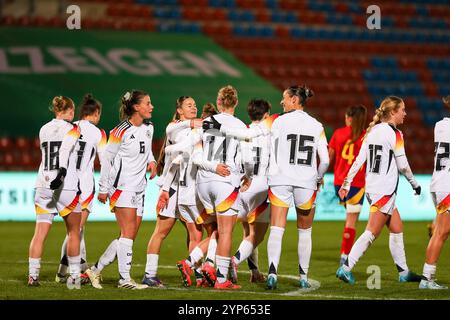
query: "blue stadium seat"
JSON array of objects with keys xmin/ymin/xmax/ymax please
[
  {"xmin": 241, "ymin": 10, "xmax": 255, "ymax": 22},
  {"xmin": 266, "ymin": 0, "xmax": 277, "ymax": 9}
]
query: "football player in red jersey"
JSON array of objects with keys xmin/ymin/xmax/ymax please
[{"xmin": 328, "ymin": 105, "xmax": 367, "ymax": 266}]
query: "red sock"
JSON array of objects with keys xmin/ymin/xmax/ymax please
[{"xmin": 340, "ymin": 227, "xmax": 356, "ymax": 255}]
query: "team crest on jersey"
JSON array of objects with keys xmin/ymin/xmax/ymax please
[{"xmin": 146, "ymin": 130, "xmax": 151, "ymax": 138}]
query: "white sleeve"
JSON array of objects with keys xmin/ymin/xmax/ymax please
[
  {"xmin": 161, "ymin": 157, "xmax": 181, "ymax": 192},
  {"xmin": 192, "ymin": 140, "xmax": 216, "ymax": 172},
  {"xmin": 96, "ymin": 129, "xmax": 108, "ymax": 169},
  {"xmin": 147, "ymin": 126, "xmax": 156, "ymax": 164},
  {"xmin": 59, "ymin": 124, "xmax": 80, "ymax": 169},
  {"xmin": 166, "ymin": 120, "xmax": 191, "ymax": 136},
  {"xmin": 220, "ymin": 123, "xmax": 269, "ymax": 141},
  {"xmin": 268, "ymin": 125, "xmax": 279, "ymax": 176},
  {"xmin": 342, "ymin": 141, "xmax": 367, "ymax": 190},
  {"xmin": 98, "ymin": 130, "xmax": 121, "ymax": 194},
  {"xmin": 396, "ymin": 155, "xmax": 419, "ymax": 189},
  {"xmin": 316, "ymin": 130, "xmax": 330, "ymax": 183},
  {"xmin": 165, "ymin": 129, "xmax": 202, "ymax": 155}
]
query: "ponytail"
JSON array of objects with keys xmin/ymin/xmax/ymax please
[{"xmin": 363, "ymin": 96, "xmax": 403, "ymax": 140}]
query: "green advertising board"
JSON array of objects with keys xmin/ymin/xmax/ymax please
[{"xmin": 0, "ymin": 27, "xmax": 282, "ymax": 138}]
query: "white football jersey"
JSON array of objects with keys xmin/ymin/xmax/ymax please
[
  {"xmin": 359, "ymin": 123, "xmax": 406, "ymax": 195},
  {"xmin": 35, "ymin": 119, "xmax": 79, "ymax": 189},
  {"xmin": 244, "ymin": 122, "xmax": 271, "ymax": 177},
  {"xmin": 156, "ymin": 120, "xmax": 191, "ymax": 188},
  {"xmin": 175, "ymin": 128, "xmax": 200, "ymax": 205},
  {"xmin": 431, "ymin": 118, "xmax": 450, "ymax": 192},
  {"xmin": 61, "ymin": 120, "xmax": 107, "ymax": 191},
  {"xmin": 99, "ymin": 120, "xmax": 155, "ymax": 193},
  {"xmin": 268, "ymin": 110, "xmax": 328, "ymax": 190},
  {"xmin": 196, "ymin": 113, "xmax": 248, "ymax": 187}
]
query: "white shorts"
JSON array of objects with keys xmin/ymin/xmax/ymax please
[
  {"xmin": 34, "ymin": 188, "xmax": 81, "ymax": 220},
  {"xmin": 109, "ymin": 189, "xmax": 145, "ymax": 217},
  {"xmin": 79, "ymin": 175, "xmax": 95, "ymax": 212},
  {"xmin": 197, "ymin": 182, "xmax": 240, "ymax": 216},
  {"xmin": 431, "ymin": 192, "xmax": 450, "ymax": 214},
  {"xmin": 179, "ymin": 202, "xmax": 215, "ymax": 225},
  {"xmin": 238, "ymin": 177, "xmax": 270, "ymax": 223},
  {"xmin": 268, "ymin": 186, "xmax": 317, "ymax": 210},
  {"xmin": 366, "ymin": 193, "xmax": 397, "ymax": 215},
  {"xmin": 157, "ymin": 187, "xmax": 178, "ymax": 219}
]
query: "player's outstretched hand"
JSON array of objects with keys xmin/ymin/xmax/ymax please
[
  {"xmin": 98, "ymin": 193, "xmax": 108, "ymax": 204},
  {"xmin": 147, "ymin": 161, "xmax": 157, "ymax": 179},
  {"xmin": 338, "ymin": 187, "xmax": 348, "ymax": 201},
  {"xmin": 413, "ymin": 185, "xmax": 421, "ymax": 196},
  {"xmin": 216, "ymin": 163, "xmax": 230, "ymax": 177},
  {"xmin": 157, "ymin": 191, "xmax": 169, "ymax": 211},
  {"xmin": 49, "ymin": 167, "xmax": 67, "ymax": 190}
]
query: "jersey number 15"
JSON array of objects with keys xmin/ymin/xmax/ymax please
[{"xmin": 287, "ymin": 134, "xmax": 314, "ymax": 166}]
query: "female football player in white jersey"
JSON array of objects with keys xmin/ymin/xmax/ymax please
[
  {"xmin": 28, "ymin": 96, "xmax": 84, "ymax": 289},
  {"xmin": 141, "ymin": 96, "xmax": 203, "ymax": 287},
  {"xmin": 226, "ymin": 99, "xmax": 273, "ymax": 285},
  {"xmin": 265, "ymin": 85, "xmax": 329, "ymax": 290},
  {"xmin": 419, "ymin": 95, "xmax": 450, "ymax": 290},
  {"xmin": 55, "ymin": 94, "xmax": 107, "ymax": 284},
  {"xmin": 85, "ymin": 90, "xmax": 157, "ymax": 290},
  {"xmin": 337, "ymin": 96, "xmax": 422, "ymax": 285},
  {"xmin": 194, "ymin": 85, "xmax": 253, "ymax": 289}
]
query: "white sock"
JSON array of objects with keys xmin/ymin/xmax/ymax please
[
  {"xmin": 422, "ymin": 263, "xmax": 436, "ymax": 281},
  {"xmin": 267, "ymin": 226, "xmax": 285, "ymax": 275},
  {"xmin": 216, "ymin": 255, "xmax": 231, "ymax": 284},
  {"xmin": 233, "ymin": 240, "xmax": 254, "ymax": 265},
  {"xmin": 145, "ymin": 254, "xmax": 159, "ymax": 278},
  {"xmin": 80, "ymin": 228, "xmax": 87, "ymax": 272},
  {"xmin": 117, "ymin": 237, "xmax": 133, "ymax": 281},
  {"xmin": 186, "ymin": 247, "xmax": 204, "ymax": 268},
  {"xmin": 205, "ymin": 234, "xmax": 217, "ymax": 265},
  {"xmin": 68, "ymin": 255, "xmax": 81, "ymax": 278},
  {"xmin": 389, "ymin": 232, "xmax": 409, "ymax": 276},
  {"xmin": 29, "ymin": 258, "xmax": 41, "ymax": 277},
  {"xmin": 57, "ymin": 235, "xmax": 68, "ymax": 276},
  {"xmin": 298, "ymin": 227, "xmax": 312, "ymax": 281},
  {"xmin": 248, "ymin": 247, "xmax": 259, "ymax": 271},
  {"xmin": 345, "ymin": 230, "xmax": 375, "ymax": 271},
  {"xmin": 93, "ymin": 239, "xmax": 118, "ymax": 273}
]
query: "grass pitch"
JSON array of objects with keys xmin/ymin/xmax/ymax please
[{"xmin": 0, "ymin": 220, "xmax": 449, "ymax": 300}]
